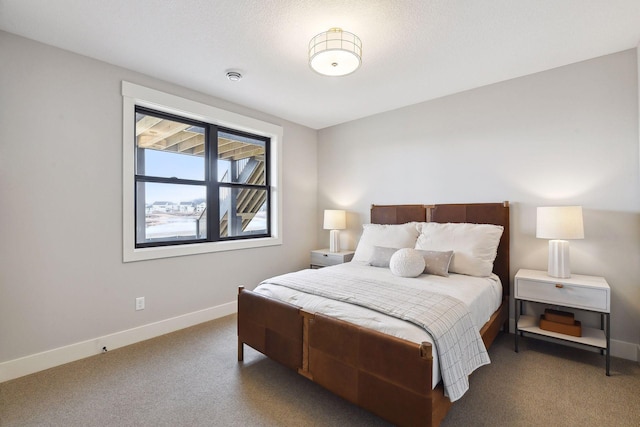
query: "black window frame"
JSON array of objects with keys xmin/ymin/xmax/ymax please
[{"xmin": 134, "ymin": 106, "xmax": 271, "ymax": 248}]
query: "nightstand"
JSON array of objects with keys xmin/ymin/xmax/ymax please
[
  {"xmin": 514, "ymin": 268, "xmax": 611, "ymax": 375},
  {"xmin": 310, "ymin": 249, "xmax": 355, "ymax": 268}
]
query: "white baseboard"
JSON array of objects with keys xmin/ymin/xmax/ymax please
[
  {"xmin": 610, "ymin": 339, "xmax": 639, "ymax": 362},
  {"xmin": 2, "ymin": 310, "xmax": 636, "ymax": 383},
  {"xmin": 0, "ymin": 302, "xmax": 237, "ymax": 383},
  {"xmin": 508, "ymin": 318, "xmax": 638, "ymax": 362}
]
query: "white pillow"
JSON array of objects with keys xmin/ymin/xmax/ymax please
[
  {"xmin": 389, "ymin": 248, "xmax": 426, "ymax": 278},
  {"xmin": 352, "ymin": 222, "xmax": 420, "ymax": 262},
  {"xmin": 415, "ymin": 222, "xmax": 504, "ymax": 277}
]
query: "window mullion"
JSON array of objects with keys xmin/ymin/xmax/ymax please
[
  {"xmin": 208, "ymin": 124, "xmax": 220, "ymax": 242},
  {"xmin": 135, "ymin": 175, "xmax": 205, "ymax": 186}
]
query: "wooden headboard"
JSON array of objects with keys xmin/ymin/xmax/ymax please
[{"xmin": 370, "ymin": 202, "xmax": 510, "ymax": 298}]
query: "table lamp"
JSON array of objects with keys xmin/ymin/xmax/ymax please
[
  {"xmin": 536, "ymin": 206, "xmax": 584, "ymax": 278},
  {"xmin": 323, "ymin": 209, "xmax": 346, "ymax": 253}
]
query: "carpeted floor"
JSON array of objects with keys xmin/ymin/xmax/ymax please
[{"xmin": 1, "ymin": 314, "xmax": 638, "ymax": 426}]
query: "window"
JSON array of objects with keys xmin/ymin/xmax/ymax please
[
  {"xmin": 123, "ymin": 82, "xmax": 282, "ymax": 262},
  {"xmin": 135, "ymin": 107, "xmax": 270, "ymax": 247}
]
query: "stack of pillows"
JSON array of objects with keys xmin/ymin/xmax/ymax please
[{"xmin": 352, "ymin": 222, "xmax": 504, "ymax": 278}]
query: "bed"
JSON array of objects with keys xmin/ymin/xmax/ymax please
[{"xmin": 237, "ymin": 202, "xmax": 510, "ymax": 426}]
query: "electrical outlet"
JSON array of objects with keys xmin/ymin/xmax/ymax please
[{"xmin": 135, "ymin": 297, "xmax": 145, "ymax": 311}]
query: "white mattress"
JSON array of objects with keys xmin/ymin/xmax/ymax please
[{"xmin": 253, "ymin": 261, "xmax": 503, "ymax": 388}]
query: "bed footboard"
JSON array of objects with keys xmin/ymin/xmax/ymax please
[
  {"xmin": 307, "ymin": 312, "xmax": 445, "ymax": 426},
  {"xmin": 237, "ymin": 286, "xmax": 303, "ymax": 371},
  {"xmin": 238, "ymin": 286, "xmax": 446, "ymax": 427}
]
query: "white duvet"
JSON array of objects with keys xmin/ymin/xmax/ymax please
[{"xmin": 253, "ymin": 261, "xmax": 502, "ymax": 389}]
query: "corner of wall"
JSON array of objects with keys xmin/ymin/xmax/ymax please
[{"xmin": 637, "ymin": 43, "xmax": 640, "ymax": 179}]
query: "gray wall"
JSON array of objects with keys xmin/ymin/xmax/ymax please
[
  {"xmin": 2, "ymin": 30, "xmax": 638, "ymax": 369},
  {"xmin": 318, "ymin": 49, "xmax": 640, "ymax": 352},
  {"xmin": 0, "ymin": 32, "xmax": 318, "ymax": 363}
]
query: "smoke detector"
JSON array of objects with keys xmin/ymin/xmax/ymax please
[{"xmin": 226, "ymin": 70, "xmax": 243, "ymax": 81}]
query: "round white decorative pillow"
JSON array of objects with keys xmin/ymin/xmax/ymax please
[{"xmin": 389, "ymin": 248, "xmax": 425, "ymax": 278}]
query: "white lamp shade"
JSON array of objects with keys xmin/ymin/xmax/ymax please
[
  {"xmin": 323, "ymin": 210, "xmax": 346, "ymax": 230},
  {"xmin": 536, "ymin": 206, "xmax": 584, "ymax": 240}
]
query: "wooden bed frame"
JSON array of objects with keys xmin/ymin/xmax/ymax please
[{"xmin": 237, "ymin": 202, "xmax": 510, "ymax": 427}]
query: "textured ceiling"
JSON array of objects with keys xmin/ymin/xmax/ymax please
[{"xmin": 1, "ymin": 0, "xmax": 640, "ymax": 129}]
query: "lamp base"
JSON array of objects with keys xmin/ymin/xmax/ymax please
[
  {"xmin": 548, "ymin": 239, "xmax": 571, "ymax": 278},
  {"xmin": 329, "ymin": 229, "xmax": 341, "ymax": 253}
]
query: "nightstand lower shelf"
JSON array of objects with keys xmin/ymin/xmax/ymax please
[{"xmin": 517, "ymin": 315, "xmax": 606, "ymax": 348}]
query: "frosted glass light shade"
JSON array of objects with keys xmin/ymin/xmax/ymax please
[
  {"xmin": 536, "ymin": 206, "xmax": 584, "ymax": 278},
  {"xmin": 309, "ymin": 28, "xmax": 362, "ymax": 77}
]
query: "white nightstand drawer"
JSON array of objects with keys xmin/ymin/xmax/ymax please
[
  {"xmin": 516, "ymin": 278, "xmax": 608, "ymax": 312},
  {"xmin": 310, "ymin": 249, "xmax": 354, "ymax": 268},
  {"xmin": 311, "ymin": 251, "xmax": 343, "ymax": 266}
]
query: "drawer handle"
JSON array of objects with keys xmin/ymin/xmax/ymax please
[{"xmin": 555, "ymin": 284, "xmax": 564, "ymax": 289}]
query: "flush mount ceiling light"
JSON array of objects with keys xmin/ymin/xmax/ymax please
[
  {"xmin": 309, "ymin": 28, "xmax": 362, "ymax": 77},
  {"xmin": 226, "ymin": 70, "xmax": 243, "ymax": 81}
]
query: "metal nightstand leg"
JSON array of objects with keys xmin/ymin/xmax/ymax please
[
  {"xmin": 515, "ymin": 299, "xmax": 521, "ymax": 352},
  {"xmin": 605, "ymin": 312, "xmax": 610, "ymax": 376}
]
